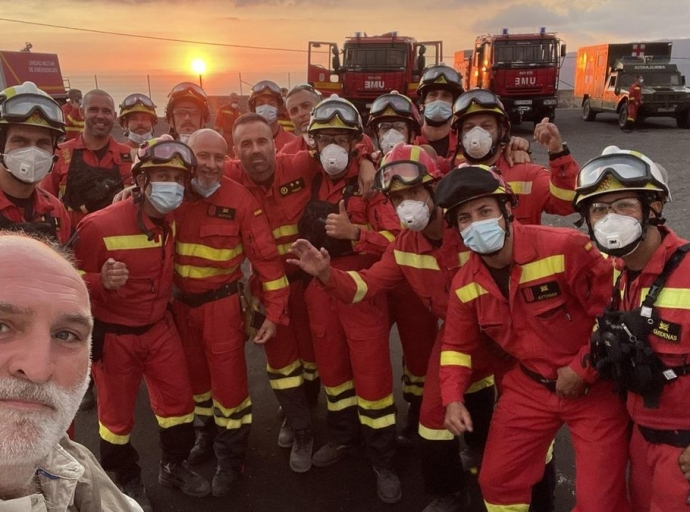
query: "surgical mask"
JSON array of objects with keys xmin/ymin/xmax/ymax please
[
  {"xmin": 396, "ymin": 200, "xmax": 430, "ymax": 231},
  {"xmin": 147, "ymin": 182, "xmax": 185, "ymax": 213},
  {"xmin": 423, "ymin": 100, "xmax": 452, "ymax": 123},
  {"xmin": 256, "ymin": 104, "xmax": 278, "ymax": 124},
  {"xmin": 379, "ymin": 129, "xmax": 406, "ymax": 153},
  {"xmin": 128, "ymin": 131, "xmax": 153, "ymax": 145},
  {"xmin": 178, "ymin": 133, "xmax": 191, "ymax": 144},
  {"xmin": 638, "ymin": 78, "xmax": 644, "ymax": 84},
  {"xmin": 231, "ymin": 102, "xmax": 239, "ymax": 109},
  {"xmin": 462, "ymin": 126, "xmax": 494, "ymax": 160},
  {"xmin": 191, "ymin": 177, "xmax": 221, "ymax": 198},
  {"xmin": 2, "ymin": 146, "xmax": 54, "ymax": 184},
  {"xmin": 593, "ymin": 213, "xmax": 643, "ymax": 257},
  {"xmin": 460, "ymin": 216, "xmax": 507, "ymax": 255},
  {"xmin": 319, "ymin": 144, "xmax": 349, "ymax": 176}
]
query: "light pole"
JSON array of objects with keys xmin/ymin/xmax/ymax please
[{"xmin": 191, "ymin": 59, "xmax": 207, "ymax": 89}]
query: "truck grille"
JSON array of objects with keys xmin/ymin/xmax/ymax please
[{"xmin": 652, "ymin": 93, "xmax": 685, "ymax": 103}]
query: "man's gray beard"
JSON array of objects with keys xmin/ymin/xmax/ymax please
[{"xmin": 0, "ymin": 372, "xmax": 89, "ymax": 467}]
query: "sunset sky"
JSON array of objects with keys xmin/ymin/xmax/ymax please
[{"xmin": 2, "ymin": 0, "xmax": 688, "ymax": 106}]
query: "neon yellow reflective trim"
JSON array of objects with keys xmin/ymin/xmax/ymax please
[
  {"xmin": 346, "ymin": 271, "xmax": 368, "ymax": 303},
  {"xmin": 176, "ymin": 241, "xmax": 243, "ymax": 262},
  {"xmin": 639, "ymin": 288, "xmax": 690, "ymax": 310},
  {"xmin": 302, "ymin": 360, "xmax": 318, "ymax": 371},
  {"xmin": 519, "ymin": 255, "xmax": 564, "ymax": 284},
  {"xmin": 549, "ymin": 182, "xmax": 576, "ymax": 201},
  {"xmin": 263, "ymin": 275, "xmax": 289, "ymax": 292},
  {"xmin": 327, "ymin": 396, "xmax": 358, "ymax": 412},
  {"xmin": 466, "ymin": 375, "xmax": 495, "ymax": 394},
  {"xmin": 545, "ymin": 439, "xmax": 555, "ymax": 464},
  {"xmin": 215, "ymin": 414, "xmax": 253, "ymax": 429},
  {"xmin": 174, "ymin": 263, "xmax": 238, "ymax": 279},
  {"xmin": 507, "ymin": 181, "xmax": 532, "ymax": 195},
  {"xmin": 269, "ymin": 375, "xmax": 304, "ymax": 390},
  {"xmin": 358, "ymin": 412, "xmax": 396, "ymax": 429},
  {"xmin": 214, "ymin": 397, "xmax": 251, "ymax": 417},
  {"xmin": 267, "ymin": 359, "xmax": 302, "ymax": 376},
  {"xmin": 456, "ymin": 282, "xmax": 488, "ymax": 303},
  {"xmin": 195, "ymin": 406, "xmax": 213, "ymax": 416},
  {"xmin": 78, "ymin": 270, "xmax": 86, "ymax": 275},
  {"xmin": 584, "ymin": 241, "xmax": 593, "ymax": 251},
  {"xmin": 104, "ymin": 234, "xmax": 161, "ymax": 251},
  {"xmin": 273, "ymin": 224, "xmax": 299, "ymax": 239},
  {"xmin": 485, "ymin": 502, "xmax": 530, "ymax": 512},
  {"xmin": 402, "ymin": 383, "xmax": 425, "ymax": 396},
  {"xmin": 99, "ymin": 422, "xmax": 130, "ymax": 445},
  {"xmin": 358, "ymin": 394, "xmax": 394, "ymax": 411},
  {"xmin": 440, "ymin": 351, "xmax": 472, "ymax": 368},
  {"xmin": 403, "ymin": 368, "xmax": 425, "ymax": 384},
  {"xmin": 613, "ymin": 268, "xmax": 621, "ymax": 285},
  {"xmin": 324, "ymin": 380, "xmax": 354, "ymax": 396},
  {"xmin": 155, "ymin": 413, "xmax": 194, "ymax": 429},
  {"xmin": 458, "ymin": 251, "xmax": 471, "ymax": 267},
  {"xmin": 418, "ymin": 423, "xmax": 454, "ymax": 441},
  {"xmin": 193, "ymin": 390, "xmax": 213, "ymax": 403},
  {"xmin": 379, "ymin": 230, "xmax": 395, "ymax": 242},
  {"xmin": 393, "ymin": 250, "xmax": 440, "ymax": 271},
  {"xmin": 277, "ymin": 243, "xmax": 292, "ymax": 255}
]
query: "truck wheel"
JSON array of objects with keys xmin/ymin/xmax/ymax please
[
  {"xmin": 676, "ymin": 110, "xmax": 690, "ymax": 129},
  {"xmin": 618, "ymin": 103, "xmax": 629, "ymax": 129},
  {"xmin": 582, "ymin": 99, "xmax": 597, "ymax": 121}
]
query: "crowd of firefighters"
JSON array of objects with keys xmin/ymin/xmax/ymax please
[{"xmin": 0, "ymin": 63, "xmax": 687, "ymax": 512}]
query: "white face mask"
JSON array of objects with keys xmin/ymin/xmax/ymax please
[
  {"xmin": 128, "ymin": 131, "xmax": 153, "ymax": 145},
  {"xmin": 462, "ymin": 126, "xmax": 494, "ymax": 161},
  {"xmin": 191, "ymin": 177, "xmax": 221, "ymax": 198},
  {"xmin": 178, "ymin": 133, "xmax": 191, "ymax": 144},
  {"xmin": 423, "ymin": 100, "xmax": 453, "ymax": 122},
  {"xmin": 460, "ymin": 216, "xmax": 507, "ymax": 255},
  {"xmin": 379, "ymin": 129, "xmax": 406, "ymax": 154},
  {"xmin": 3, "ymin": 146, "xmax": 54, "ymax": 184},
  {"xmin": 147, "ymin": 182, "xmax": 185, "ymax": 213},
  {"xmin": 396, "ymin": 199, "xmax": 430, "ymax": 231},
  {"xmin": 319, "ymin": 144, "xmax": 349, "ymax": 176},
  {"xmin": 256, "ymin": 104, "xmax": 278, "ymax": 124},
  {"xmin": 231, "ymin": 102, "xmax": 239, "ymax": 109},
  {"xmin": 593, "ymin": 213, "xmax": 643, "ymax": 257}
]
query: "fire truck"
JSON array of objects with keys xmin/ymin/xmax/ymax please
[
  {"xmin": 307, "ymin": 32, "xmax": 443, "ymax": 116},
  {"xmin": 454, "ymin": 28, "xmax": 566, "ymax": 125},
  {"xmin": 0, "ymin": 49, "xmax": 68, "ymax": 102},
  {"xmin": 574, "ymin": 42, "xmax": 690, "ymax": 129}
]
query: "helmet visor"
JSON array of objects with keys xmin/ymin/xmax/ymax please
[
  {"xmin": 141, "ymin": 141, "xmax": 196, "ymax": 168},
  {"xmin": 121, "ymin": 93, "xmax": 156, "ymax": 110},
  {"xmin": 1, "ymin": 93, "xmax": 64, "ymax": 128},
  {"xmin": 375, "ymin": 160, "xmax": 427, "ymax": 192},
  {"xmin": 453, "ymin": 89, "xmax": 504, "ymax": 115},
  {"xmin": 168, "ymin": 82, "xmax": 207, "ymax": 99},
  {"xmin": 421, "ymin": 66, "xmax": 461, "ymax": 86},
  {"xmin": 251, "ymin": 80, "xmax": 282, "ymax": 96},
  {"xmin": 370, "ymin": 94, "xmax": 414, "ymax": 118},
  {"xmin": 312, "ymin": 102, "xmax": 360, "ymax": 127},
  {"xmin": 577, "ymin": 153, "xmax": 660, "ymax": 191}
]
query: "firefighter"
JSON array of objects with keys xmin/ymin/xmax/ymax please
[
  {"xmin": 62, "ymin": 88, "xmax": 84, "ymax": 141},
  {"xmin": 73, "ymin": 136, "xmax": 210, "ymax": 511},
  {"xmin": 281, "ymin": 84, "xmax": 321, "ymax": 153},
  {"xmin": 624, "ymin": 75, "xmax": 644, "ymax": 132},
  {"xmin": 248, "ymin": 80, "xmax": 296, "ymax": 151},
  {"xmin": 213, "ymin": 92, "xmax": 242, "ymax": 151},
  {"xmin": 293, "ymin": 95, "xmax": 403, "ymax": 504},
  {"xmin": 574, "ymin": 147, "xmax": 687, "ymax": 512},
  {"xmin": 41, "ymin": 89, "xmax": 132, "ymax": 230},
  {"xmin": 368, "ymin": 91, "xmax": 422, "ymax": 154},
  {"xmin": 165, "ymin": 82, "xmax": 210, "ymax": 144},
  {"xmin": 173, "ymin": 129, "xmax": 292, "ymax": 493},
  {"xmin": 437, "ymin": 166, "xmax": 631, "ymax": 512},
  {"xmin": 415, "ymin": 65, "xmax": 464, "ymax": 159},
  {"xmin": 119, "ymin": 93, "xmax": 157, "ymax": 149},
  {"xmin": 0, "ymin": 81, "xmax": 71, "ymax": 244}
]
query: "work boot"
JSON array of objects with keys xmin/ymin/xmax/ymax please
[
  {"xmin": 159, "ymin": 461, "xmax": 211, "ymax": 498},
  {"xmin": 211, "ymin": 465, "xmax": 243, "ymax": 497},
  {"xmin": 278, "ymin": 416, "xmax": 294, "ymax": 448},
  {"xmin": 373, "ymin": 466, "xmax": 402, "ymax": 504},
  {"xmin": 311, "ymin": 441, "xmax": 356, "ymax": 467},
  {"xmin": 289, "ymin": 428, "xmax": 313, "ymax": 473},
  {"xmin": 120, "ymin": 476, "xmax": 152, "ymax": 512},
  {"xmin": 187, "ymin": 431, "xmax": 214, "ymax": 465},
  {"xmin": 422, "ymin": 492, "xmax": 468, "ymax": 512}
]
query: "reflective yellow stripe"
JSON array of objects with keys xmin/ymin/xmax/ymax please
[
  {"xmin": 104, "ymin": 234, "xmax": 161, "ymax": 251},
  {"xmin": 394, "ymin": 250, "xmax": 440, "ymax": 270},
  {"xmin": 346, "ymin": 271, "xmax": 368, "ymax": 303},
  {"xmin": 277, "ymin": 242, "xmax": 292, "ymax": 255},
  {"xmin": 519, "ymin": 255, "xmax": 564, "ymax": 284},
  {"xmin": 195, "ymin": 406, "xmax": 213, "ymax": 416},
  {"xmin": 193, "ymin": 390, "xmax": 213, "ymax": 402},
  {"xmin": 267, "ymin": 359, "xmax": 302, "ymax": 376},
  {"xmin": 78, "ymin": 270, "xmax": 86, "ymax": 275},
  {"xmin": 325, "ymin": 380, "xmax": 354, "ymax": 396},
  {"xmin": 550, "ymin": 182, "xmax": 576, "ymax": 201},
  {"xmin": 155, "ymin": 413, "xmax": 194, "ymax": 429},
  {"xmin": 99, "ymin": 422, "xmax": 130, "ymax": 445},
  {"xmin": 327, "ymin": 396, "xmax": 358, "ymax": 411},
  {"xmin": 174, "ymin": 263, "xmax": 237, "ymax": 279},
  {"xmin": 358, "ymin": 412, "xmax": 396, "ymax": 429},
  {"xmin": 485, "ymin": 502, "xmax": 530, "ymax": 512},
  {"xmin": 379, "ymin": 230, "xmax": 395, "ymax": 242},
  {"xmin": 215, "ymin": 414, "xmax": 253, "ymax": 429},
  {"xmin": 456, "ymin": 282, "xmax": 488, "ymax": 303},
  {"xmin": 546, "ymin": 439, "xmax": 555, "ymax": 464},
  {"xmin": 440, "ymin": 351, "xmax": 472, "ymax": 368},
  {"xmin": 269, "ymin": 375, "xmax": 304, "ymax": 390},
  {"xmin": 214, "ymin": 397, "xmax": 251, "ymax": 417},
  {"xmin": 640, "ymin": 287, "xmax": 690, "ymax": 310},
  {"xmin": 418, "ymin": 423, "xmax": 454, "ymax": 441},
  {"xmin": 402, "ymin": 383, "xmax": 424, "ymax": 396},
  {"xmin": 507, "ymin": 181, "xmax": 532, "ymax": 195},
  {"xmin": 358, "ymin": 394, "xmax": 394, "ymax": 411},
  {"xmin": 263, "ymin": 275, "xmax": 289, "ymax": 292},
  {"xmin": 176, "ymin": 241, "xmax": 243, "ymax": 262},
  {"xmin": 458, "ymin": 251, "xmax": 471, "ymax": 267},
  {"xmin": 403, "ymin": 367, "xmax": 425, "ymax": 384},
  {"xmin": 273, "ymin": 224, "xmax": 298, "ymax": 239},
  {"xmin": 585, "ymin": 242, "xmax": 593, "ymax": 251},
  {"xmin": 466, "ymin": 375, "xmax": 495, "ymax": 394},
  {"xmin": 302, "ymin": 360, "xmax": 318, "ymax": 371}
]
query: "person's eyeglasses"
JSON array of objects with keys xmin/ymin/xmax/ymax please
[
  {"xmin": 378, "ymin": 121, "xmax": 408, "ymax": 133},
  {"xmin": 313, "ymin": 133, "xmax": 352, "ymax": 146},
  {"xmin": 173, "ymin": 107, "xmax": 201, "ymax": 118},
  {"xmin": 588, "ymin": 197, "xmax": 641, "ymax": 219}
]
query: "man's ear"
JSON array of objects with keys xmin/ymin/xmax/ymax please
[{"xmin": 649, "ymin": 200, "xmax": 663, "ymax": 218}]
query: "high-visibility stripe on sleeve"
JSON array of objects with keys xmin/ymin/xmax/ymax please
[
  {"xmin": 549, "ymin": 182, "xmax": 576, "ymax": 201},
  {"xmin": 176, "ymin": 242, "xmax": 244, "ymax": 262},
  {"xmin": 507, "ymin": 181, "xmax": 532, "ymax": 195},
  {"xmin": 99, "ymin": 422, "xmax": 130, "ymax": 445},
  {"xmin": 263, "ymin": 275, "xmax": 289, "ymax": 291},
  {"xmin": 519, "ymin": 255, "xmax": 564, "ymax": 284},
  {"xmin": 104, "ymin": 234, "xmax": 162, "ymax": 251},
  {"xmin": 379, "ymin": 230, "xmax": 395, "ymax": 242},
  {"xmin": 640, "ymin": 287, "xmax": 690, "ymax": 310},
  {"xmin": 466, "ymin": 375, "xmax": 495, "ymax": 394},
  {"xmin": 276, "ymin": 243, "xmax": 292, "ymax": 255},
  {"xmin": 174, "ymin": 263, "xmax": 238, "ymax": 279},
  {"xmin": 458, "ymin": 251, "xmax": 471, "ymax": 267},
  {"xmin": 440, "ymin": 350, "xmax": 472, "ymax": 368},
  {"xmin": 394, "ymin": 250, "xmax": 440, "ymax": 270},
  {"xmin": 456, "ymin": 282, "xmax": 488, "ymax": 303},
  {"xmin": 155, "ymin": 413, "xmax": 195, "ymax": 429},
  {"xmin": 346, "ymin": 271, "xmax": 368, "ymax": 303},
  {"xmin": 273, "ymin": 224, "xmax": 298, "ymax": 239}
]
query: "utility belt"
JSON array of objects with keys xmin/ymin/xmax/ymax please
[
  {"xmin": 638, "ymin": 425, "xmax": 690, "ymax": 449},
  {"xmin": 173, "ymin": 281, "xmax": 239, "ymax": 308},
  {"xmin": 91, "ymin": 318, "xmax": 156, "ymax": 362},
  {"xmin": 520, "ymin": 364, "xmax": 557, "ymax": 392}
]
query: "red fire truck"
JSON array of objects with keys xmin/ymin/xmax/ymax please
[
  {"xmin": 0, "ymin": 49, "xmax": 68, "ymax": 102},
  {"xmin": 454, "ymin": 28, "xmax": 566, "ymax": 125},
  {"xmin": 307, "ymin": 32, "xmax": 442, "ymax": 116}
]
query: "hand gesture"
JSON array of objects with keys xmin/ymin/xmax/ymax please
[
  {"xmin": 101, "ymin": 258, "xmax": 129, "ymax": 290},
  {"xmin": 358, "ymin": 158, "xmax": 376, "ymax": 201},
  {"xmin": 503, "ymin": 136, "xmax": 532, "ymax": 166},
  {"xmin": 534, "ymin": 117, "xmax": 564, "ymax": 154},
  {"xmin": 326, "ymin": 200, "xmax": 358, "ymax": 240},
  {"xmin": 287, "ymin": 239, "xmax": 331, "ymax": 283}
]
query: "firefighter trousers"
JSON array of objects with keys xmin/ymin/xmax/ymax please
[
  {"xmin": 479, "ymin": 367, "xmax": 631, "ymax": 512},
  {"xmin": 93, "ymin": 312, "xmax": 195, "ymax": 484},
  {"xmin": 305, "ymin": 280, "xmax": 397, "ymax": 470},
  {"xmin": 172, "ymin": 294, "xmax": 251, "ymax": 469}
]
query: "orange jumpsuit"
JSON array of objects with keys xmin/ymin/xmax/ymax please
[
  {"xmin": 61, "ymin": 102, "xmax": 84, "ymax": 141},
  {"xmin": 74, "ymin": 198, "xmax": 195, "ymax": 485},
  {"xmin": 42, "ymin": 135, "xmax": 133, "ymax": 229},
  {"xmin": 441, "ymin": 223, "xmax": 630, "ymax": 512},
  {"xmin": 0, "ymin": 187, "xmax": 71, "ymax": 245},
  {"xmin": 213, "ymin": 104, "xmax": 242, "ymax": 151},
  {"xmin": 628, "ymin": 81, "xmax": 643, "ymax": 125},
  {"xmin": 172, "ymin": 176, "xmax": 289, "ymax": 469},
  {"xmin": 273, "ymin": 125, "xmax": 297, "ymax": 152}
]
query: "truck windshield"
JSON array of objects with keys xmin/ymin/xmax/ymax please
[
  {"xmin": 344, "ymin": 44, "xmax": 408, "ymax": 70},
  {"xmin": 619, "ymin": 73, "xmax": 683, "ymax": 88},
  {"xmin": 493, "ymin": 40, "xmax": 558, "ymax": 66}
]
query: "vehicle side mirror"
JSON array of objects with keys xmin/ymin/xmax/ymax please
[
  {"xmin": 417, "ymin": 55, "xmax": 426, "ymax": 71},
  {"xmin": 560, "ymin": 44, "xmax": 567, "ymax": 58},
  {"xmin": 683, "ymin": 76, "xmax": 686, "ymax": 86},
  {"xmin": 332, "ymin": 48, "xmax": 341, "ymax": 71}
]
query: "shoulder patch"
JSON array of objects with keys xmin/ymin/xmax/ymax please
[
  {"xmin": 207, "ymin": 204, "xmax": 236, "ymax": 220},
  {"xmin": 62, "ymin": 147, "xmax": 71, "ymax": 163},
  {"xmin": 522, "ymin": 280, "xmax": 561, "ymax": 303},
  {"xmin": 121, "ymin": 152, "xmax": 133, "ymax": 163},
  {"xmin": 279, "ymin": 178, "xmax": 305, "ymax": 197}
]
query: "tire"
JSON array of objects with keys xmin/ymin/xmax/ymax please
[
  {"xmin": 618, "ymin": 103, "xmax": 629, "ymax": 129},
  {"xmin": 676, "ymin": 109, "xmax": 690, "ymax": 129},
  {"xmin": 582, "ymin": 99, "xmax": 597, "ymax": 121}
]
